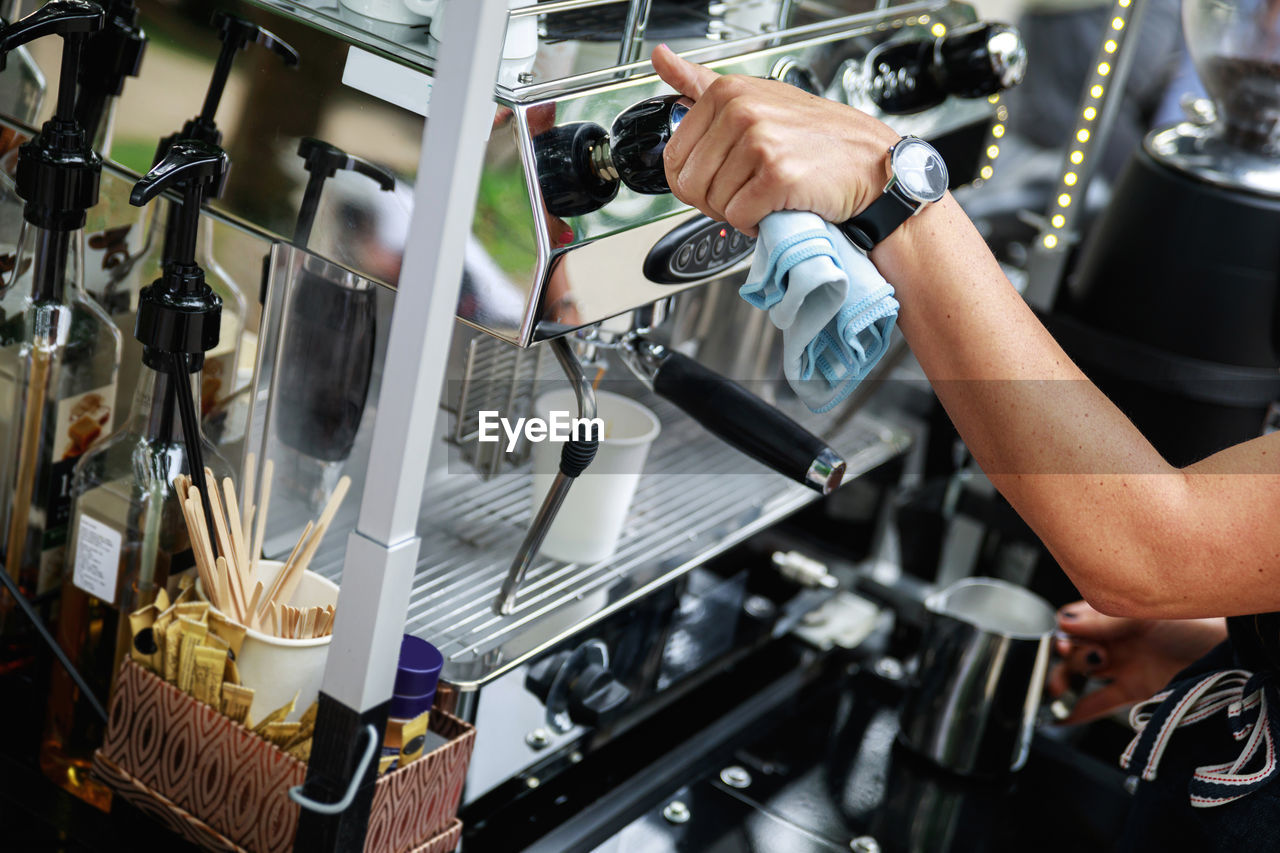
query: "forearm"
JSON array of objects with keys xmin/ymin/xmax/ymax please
[{"xmin": 872, "ymin": 195, "xmax": 1197, "ymax": 616}]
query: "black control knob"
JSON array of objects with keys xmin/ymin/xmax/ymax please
[
  {"xmin": 864, "ymin": 22, "xmax": 1025, "ymax": 115},
  {"xmin": 565, "ymin": 662, "xmax": 631, "ymax": 728},
  {"xmin": 533, "ymin": 95, "xmax": 688, "ymax": 218},
  {"xmin": 524, "ymin": 650, "xmax": 572, "ymax": 703},
  {"xmin": 934, "ymin": 22, "xmax": 1027, "ymax": 99},
  {"xmin": 535, "ymin": 122, "xmax": 620, "ymax": 219},
  {"xmin": 609, "ymin": 94, "xmax": 689, "ymax": 195}
]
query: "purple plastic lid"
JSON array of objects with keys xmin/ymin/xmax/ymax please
[
  {"xmin": 389, "ymin": 691, "xmax": 434, "ymax": 720},
  {"xmin": 393, "ymin": 635, "xmax": 443, "ymax": 698}
]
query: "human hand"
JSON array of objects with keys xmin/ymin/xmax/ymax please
[
  {"xmin": 1048, "ymin": 601, "xmax": 1227, "ymax": 725},
  {"xmin": 650, "ymin": 44, "xmax": 901, "ymax": 236}
]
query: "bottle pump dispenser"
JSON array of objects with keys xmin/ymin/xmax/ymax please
[
  {"xmin": 0, "ymin": 0, "xmax": 122, "ymax": 617},
  {"xmin": 73, "ymin": 0, "xmax": 145, "ymax": 151},
  {"xmin": 107, "ymin": 11, "xmax": 297, "ymax": 429},
  {"xmin": 129, "ymin": 139, "xmax": 229, "ymax": 535},
  {"xmin": 275, "ymin": 138, "xmax": 394, "ymax": 468}
]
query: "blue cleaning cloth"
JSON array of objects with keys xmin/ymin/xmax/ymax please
[{"xmin": 739, "ymin": 210, "xmax": 899, "ymax": 414}]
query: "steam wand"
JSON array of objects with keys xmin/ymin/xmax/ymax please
[{"xmin": 494, "ymin": 337, "xmax": 599, "ymax": 615}]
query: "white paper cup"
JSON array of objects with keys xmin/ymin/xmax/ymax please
[
  {"xmin": 337, "ymin": 0, "xmax": 437, "ymax": 26},
  {"xmin": 530, "ymin": 389, "xmax": 661, "ymax": 564},
  {"xmin": 197, "ymin": 560, "xmax": 338, "ymax": 723}
]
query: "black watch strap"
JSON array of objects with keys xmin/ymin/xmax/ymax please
[{"xmin": 839, "ymin": 190, "xmax": 917, "ymax": 252}]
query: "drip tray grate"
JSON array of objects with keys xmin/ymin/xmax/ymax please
[{"xmin": 308, "ymin": 395, "xmax": 912, "ymax": 688}]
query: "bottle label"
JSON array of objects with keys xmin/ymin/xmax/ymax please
[
  {"xmin": 40, "ymin": 384, "xmax": 117, "ymax": 591},
  {"xmin": 71, "ymin": 514, "xmax": 123, "ymax": 605},
  {"xmin": 201, "ymin": 350, "xmax": 236, "ymax": 418},
  {"xmin": 85, "ymin": 220, "xmax": 146, "ymax": 315}
]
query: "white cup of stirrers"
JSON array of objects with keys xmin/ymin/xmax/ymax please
[
  {"xmin": 197, "ymin": 559, "xmax": 339, "ymax": 724},
  {"xmin": 174, "ymin": 459, "xmax": 348, "ymax": 638},
  {"xmin": 177, "ymin": 457, "xmax": 351, "ymax": 723}
]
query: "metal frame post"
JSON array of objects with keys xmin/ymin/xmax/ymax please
[
  {"xmin": 295, "ymin": 1, "xmax": 511, "ymax": 848},
  {"xmin": 1023, "ymin": 0, "xmax": 1150, "ymax": 309}
]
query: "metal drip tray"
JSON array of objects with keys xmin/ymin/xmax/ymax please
[{"xmin": 308, "ymin": 398, "xmax": 911, "ymax": 690}]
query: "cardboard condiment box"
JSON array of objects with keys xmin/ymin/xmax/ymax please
[{"xmin": 93, "ymin": 660, "xmax": 473, "ymax": 853}]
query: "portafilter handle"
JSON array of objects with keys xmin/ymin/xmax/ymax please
[{"xmin": 630, "ymin": 340, "xmax": 845, "ymax": 495}]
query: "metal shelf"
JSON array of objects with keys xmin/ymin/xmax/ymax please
[{"xmin": 305, "ymin": 394, "xmax": 911, "ymax": 690}]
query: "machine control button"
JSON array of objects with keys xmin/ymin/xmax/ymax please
[
  {"xmin": 645, "ymin": 215, "xmax": 758, "ymax": 284},
  {"xmin": 675, "ymin": 243, "xmax": 694, "ymax": 270},
  {"xmin": 711, "ymin": 232, "xmax": 727, "ymax": 257}
]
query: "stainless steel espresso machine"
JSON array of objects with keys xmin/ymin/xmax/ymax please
[
  {"xmin": 0, "ymin": 0, "xmax": 1026, "ymax": 849},
  {"xmin": 228, "ymin": 0, "xmax": 1026, "ymax": 847}
]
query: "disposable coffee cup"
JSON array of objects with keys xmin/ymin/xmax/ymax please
[
  {"xmin": 529, "ymin": 389, "xmax": 661, "ymax": 564},
  {"xmin": 197, "ymin": 560, "xmax": 339, "ymax": 723},
  {"xmin": 337, "ymin": 0, "xmax": 438, "ymax": 26}
]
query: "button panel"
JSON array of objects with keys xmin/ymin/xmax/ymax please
[{"xmin": 643, "ymin": 215, "xmax": 757, "ymax": 284}]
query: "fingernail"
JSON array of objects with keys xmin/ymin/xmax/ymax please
[
  {"xmin": 1059, "ymin": 608, "xmax": 1079, "ymax": 620},
  {"xmin": 559, "ymin": 229, "xmax": 574, "ymax": 244},
  {"xmin": 1086, "ymin": 650, "xmax": 1104, "ymax": 668}
]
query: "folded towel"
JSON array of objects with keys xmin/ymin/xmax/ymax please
[{"xmin": 739, "ymin": 210, "xmax": 899, "ymax": 414}]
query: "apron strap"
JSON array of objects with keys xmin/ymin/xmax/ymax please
[{"xmin": 1121, "ymin": 668, "xmax": 1280, "ymax": 808}]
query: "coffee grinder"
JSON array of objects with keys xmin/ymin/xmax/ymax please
[{"xmin": 1052, "ymin": 0, "xmax": 1280, "ymax": 465}]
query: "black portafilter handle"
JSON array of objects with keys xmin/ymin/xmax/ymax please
[
  {"xmin": 536, "ymin": 95, "xmax": 688, "ymax": 218},
  {"xmin": 866, "ymin": 22, "xmax": 1026, "ymax": 115},
  {"xmin": 647, "ymin": 345, "xmax": 846, "ymax": 495}
]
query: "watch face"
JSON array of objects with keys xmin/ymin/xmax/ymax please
[{"xmin": 891, "ymin": 138, "xmax": 949, "ymax": 204}]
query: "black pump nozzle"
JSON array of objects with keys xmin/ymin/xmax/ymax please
[
  {"xmin": 156, "ymin": 11, "xmax": 299, "ymax": 161},
  {"xmin": 293, "ymin": 137, "xmax": 396, "ymax": 247},
  {"xmin": 74, "ymin": 0, "xmax": 147, "ymax": 145},
  {"xmin": 131, "ymin": 140, "xmax": 229, "ymax": 558},
  {"xmin": 130, "ymin": 140, "xmax": 229, "ymax": 359},
  {"xmin": 0, "ymin": 0, "xmax": 105, "ymax": 231}
]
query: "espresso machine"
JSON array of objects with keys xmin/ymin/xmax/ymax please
[
  {"xmin": 232, "ymin": 0, "xmax": 1029, "ymax": 847},
  {"xmin": 0, "ymin": 0, "xmax": 1028, "ymax": 848},
  {"xmin": 1053, "ymin": 0, "xmax": 1280, "ymax": 466}
]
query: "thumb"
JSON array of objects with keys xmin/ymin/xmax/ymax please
[{"xmin": 652, "ymin": 43, "xmax": 718, "ymax": 100}]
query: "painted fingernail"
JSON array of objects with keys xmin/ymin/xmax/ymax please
[
  {"xmin": 559, "ymin": 229, "xmax": 574, "ymax": 244},
  {"xmin": 1059, "ymin": 608, "xmax": 1079, "ymax": 620},
  {"xmin": 1086, "ymin": 650, "xmax": 1104, "ymax": 668}
]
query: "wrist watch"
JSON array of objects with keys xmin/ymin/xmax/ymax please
[{"xmin": 839, "ymin": 136, "xmax": 949, "ymax": 251}]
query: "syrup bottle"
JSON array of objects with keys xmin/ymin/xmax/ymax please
[
  {"xmin": 0, "ymin": 1, "xmax": 122, "ymax": 658},
  {"xmin": 42, "ymin": 140, "xmax": 233, "ymax": 810}
]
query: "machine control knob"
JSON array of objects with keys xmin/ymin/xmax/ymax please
[
  {"xmin": 609, "ymin": 94, "xmax": 689, "ymax": 195},
  {"xmin": 524, "ymin": 639, "xmax": 628, "ymax": 732},
  {"xmin": 524, "ymin": 650, "xmax": 572, "ymax": 703},
  {"xmin": 532, "ymin": 95, "xmax": 689, "ymax": 217},
  {"xmin": 534, "ymin": 122, "xmax": 621, "ymax": 219},
  {"xmin": 566, "ymin": 661, "xmax": 631, "ymax": 728},
  {"xmin": 861, "ymin": 22, "xmax": 1026, "ymax": 115},
  {"xmin": 770, "ymin": 56, "xmax": 822, "ymax": 95},
  {"xmin": 934, "ymin": 22, "xmax": 1027, "ymax": 99}
]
